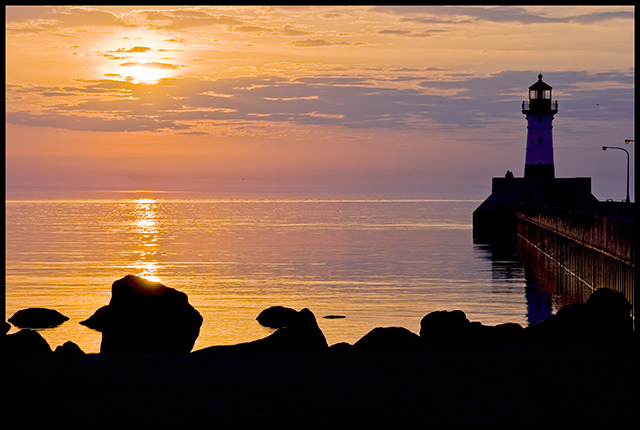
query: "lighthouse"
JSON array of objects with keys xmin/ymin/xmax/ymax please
[
  {"xmin": 472, "ymin": 74, "xmax": 599, "ymax": 241},
  {"xmin": 522, "ymin": 74, "xmax": 558, "ymax": 179}
]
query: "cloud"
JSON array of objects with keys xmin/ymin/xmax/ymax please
[
  {"xmin": 5, "ymin": 6, "xmax": 128, "ymax": 33},
  {"xmin": 371, "ymin": 5, "xmax": 634, "ymax": 25},
  {"xmin": 5, "ymin": 70, "xmax": 633, "ymax": 135},
  {"xmin": 116, "ymin": 46, "xmax": 153, "ymax": 53},
  {"xmin": 228, "ymin": 24, "xmax": 309, "ymax": 36},
  {"xmin": 136, "ymin": 8, "xmax": 244, "ymax": 30},
  {"xmin": 377, "ymin": 29, "xmax": 448, "ymax": 38},
  {"xmin": 120, "ymin": 62, "xmax": 184, "ymax": 70},
  {"xmin": 289, "ymin": 39, "xmax": 366, "ymax": 48}
]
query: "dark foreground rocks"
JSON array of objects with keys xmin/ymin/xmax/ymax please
[
  {"xmin": 80, "ymin": 275, "xmax": 203, "ymax": 353},
  {"xmin": 4, "ymin": 287, "xmax": 635, "ymax": 425},
  {"xmin": 5, "ymin": 328, "xmax": 53, "ymax": 354},
  {"xmin": 5, "ymin": 343, "xmax": 634, "ymax": 426},
  {"xmin": 5, "ymin": 329, "xmax": 85, "ymax": 356},
  {"xmin": 197, "ymin": 306, "xmax": 329, "ymax": 354}
]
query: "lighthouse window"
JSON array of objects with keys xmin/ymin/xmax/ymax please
[{"xmin": 538, "ymin": 137, "xmax": 543, "ymax": 143}]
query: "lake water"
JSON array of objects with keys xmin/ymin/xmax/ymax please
[{"xmin": 5, "ymin": 198, "xmax": 560, "ymax": 353}]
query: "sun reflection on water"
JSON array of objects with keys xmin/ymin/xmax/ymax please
[{"xmin": 132, "ymin": 198, "xmax": 162, "ymax": 283}]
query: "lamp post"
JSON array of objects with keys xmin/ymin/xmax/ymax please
[{"xmin": 602, "ymin": 145, "xmax": 630, "ymax": 203}]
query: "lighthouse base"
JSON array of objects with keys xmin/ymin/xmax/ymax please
[
  {"xmin": 524, "ymin": 164, "xmax": 555, "ymax": 180},
  {"xmin": 472, "ymin": 175, "xmax": 598, "ymax": 243}
]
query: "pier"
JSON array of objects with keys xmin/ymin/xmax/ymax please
[
  {"xmin": 515, "ymin": 202, "xmax": 635, "ymax": 319},
  {"xmin": 473, "ymin": 74, "xmax": 635, "ymax": 324}
]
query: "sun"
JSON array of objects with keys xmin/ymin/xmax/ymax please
[{"xmin": 125, "ymin": 65, "xmax": 167, "ymax": 84}]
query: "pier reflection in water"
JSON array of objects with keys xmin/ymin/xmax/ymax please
[{"xmin": 473, "ymin": 238, "xmax": 593, "ymax": 327}]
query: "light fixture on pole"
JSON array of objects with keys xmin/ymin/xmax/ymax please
[{"xmin": 602, "ymin": 145, "xmax": 630, "ymax": 203}]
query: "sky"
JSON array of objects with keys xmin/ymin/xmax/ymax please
[{"xmin": 5, "ymin": 6, "xmax": 635, "ymax": 200}]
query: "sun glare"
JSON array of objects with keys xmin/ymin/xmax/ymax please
[{"xmin": 126, "ymin": 65, "xmax": 167, "ymax": 84}]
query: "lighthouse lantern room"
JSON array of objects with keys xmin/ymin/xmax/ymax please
[{"xmin": 522, "ymin": 74, "xmax": 558, "ymax": 179}]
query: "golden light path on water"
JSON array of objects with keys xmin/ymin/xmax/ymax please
[{"xmin": 132, "ymin": 198, "xmax": 162, "ymax": 283}]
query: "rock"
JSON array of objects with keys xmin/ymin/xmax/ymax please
[
  {"xmin": 586, "ymin": 288, "xmax": 633, "ymax": 338},
  {"xmin": 329, "ymin": 342, "xmax": 354, "ymax": 352},
  {"xmin": 8, "ymin": 307, "xmax": 69, "ymax": 329},
  {"xmin": 5, "ymin": 329, "xmax": 53, "ymax": 355},
  {"xmin": 420, "ymin": 310, "xmax": 472, "ymax": 347},
  {"xmin": 525, "ymin": 303, "xmax": 591, "ymax": 344},
  {"xmin": 354, "ymin": 327, "xmax": 423, "ymax": 351},
  {"xmin": 256, "ymin": 306, "xmax": 300, "ymax": 328},
  {"xmin": 54, "ymin": 341, "xmax": 85, "ymax": 355},
  {"xmin": 487, "ymin": 322, "xmax": 525, "ymax": 345},
  {"xmin": 252, "ymin": 308, "xmax": 328, "ymax": 352},
  {"xmin": 524, "ymin": 288, "xmax": 633, "ymax": 345},
  {"xmin": 79, "ymin": 305, "xmax": 110, "ymax": 331},
  {"xmin": 468, "ymin": 322, "xmax": 525, "ymax": 347},
  {"xmin": 81, "ymin": 275, "xmax": 203, "ymax": 354},
  {"xmin": 195, "ymin": 307, "xmax": 328, "ymax": 354}
]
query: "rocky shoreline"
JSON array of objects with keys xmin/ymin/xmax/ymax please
[{"xmin": 5, "ymin": 275, "xmax": 636, "ymax": 425}]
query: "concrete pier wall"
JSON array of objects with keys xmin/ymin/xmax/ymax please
[{"xmin": 515, "ymin": 202, "xmax": 634, "ymax": 318}]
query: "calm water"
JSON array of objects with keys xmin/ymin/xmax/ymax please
[{"xmin": 5, "ymin": 198, "xmax": 556, "ymax": 353}]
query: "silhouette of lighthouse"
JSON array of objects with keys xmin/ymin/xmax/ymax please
[
  {"xmin": 522, "ymin": 74, "xmax": 558, "ymax": 179},
  {"xmin": 472, "ymin": 73, "xmax": 599, "ymax": 241}
]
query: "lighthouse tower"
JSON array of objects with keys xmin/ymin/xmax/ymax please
[
  {"xmin": 473, "ymin": 74, "xmax": 599, "ymax": 241},
  {"xmin": 522, "ymin": 74, "xmax": 558, "ymax": 179}
]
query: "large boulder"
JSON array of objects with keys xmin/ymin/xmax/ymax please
[
  {"xmin": 252, "ymin": 307, "xmax": 328, "ymax": 352},
  {"xmin": 54, "ymin": 341, "xmax": 85, "ymax": 356},
  {"xmin": 419, "ymin": 310, "xmax": 525, "ymax": 347},
  {"xmin": 9, "ymin": 307, "xmax": 69, "ymax": 329},
  {"xmin": 354, "ymin": 327, "xmax": 423, "ymax": 351},
  {"xmin": 257, "ymin": 306, "xmax": 301, "ymax": 329},
  {"xmin": 5, "ymin": 329, "xmax": 53, "ymax": 355},
  {"xmin": 81, "ymin": 275, "xmax": 203, "ymax": 354},
  {"xmin": 525, "ymin": 288, "xmax": 633, "ymax": 345},
  {"xmin": 195, "ymin": 306, "xmax": 328, "ymax": 354},
  {"xmin": 420, "ymin": 310, "xmax": 472, "ymax": 347},
  {"xmin": 586, "ymin": 287, "xmax": 633, "ymax": 337},
  {"xmin": 469, "ymin": 322, "xmax": 525, "ymax": 347}
]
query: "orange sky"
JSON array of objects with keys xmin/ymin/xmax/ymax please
[{"xmin": 5, "ymin": 6, "xmax": 635, "ymax": 199}]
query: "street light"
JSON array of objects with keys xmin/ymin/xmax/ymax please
[{"xmin": 602, "ymin": 145, "xmax": 630, "ymax": 203}]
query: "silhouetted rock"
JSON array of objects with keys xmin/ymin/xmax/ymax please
[
  {"xmin": 81, "ymin": 275, "xmax": 203, "ymax": 354},
  {"xmin": 464, "ymin": 321, "xmax": 525, "ymax": 347},
  {"xmin": 5, "ymin": 329, "xmax": 53, "ymax": 355},
  {"xmin": 524, "ymin": 288, "xmax": 633, "ymax": 345},
  {"xmin": 328, "ymin": 342, "xmax": 354, "ymax": 352},
  {"xmin": 420, "ymin": 310, "xmax": 472, "ymax": 347},
  {"xmin": 354, "ymin": 326, "xmax": 423, "ymax": 351},
  {"xmin": 195, "ymin": 307, "xmax": 328, "ymax": 354},
  {"xmin": 256, "ymin": 305, "xmax": 300, "ymax": 328},
  {"xmin": 419, "ymin": 310, "xmax": 525, "ymax": 348},
  {"xmin": 54, "ymin": 341, "xmax": 85, "ymax": 355},
  {"xmin": 252, "ymin": 308, "xmax": 328, "ymax": 352},
  {"xmin": 9, "ymin": 307, "xmax": 69, "ymax": 329},
  {"xmin": 586, "ymin": 287, "xmax": 633, "ymax": 338},
  {"xmin": 79, "ymin": 305, "xmax": 110, "ymax": 331}
]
